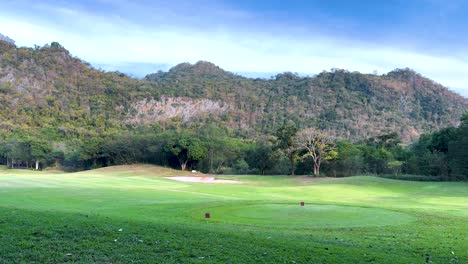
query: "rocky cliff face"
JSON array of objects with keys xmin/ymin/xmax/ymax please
[{"xmin": 126, "ymin": 96, "xmax": 231, "ymax": 124}]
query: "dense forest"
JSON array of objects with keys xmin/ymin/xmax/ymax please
[{"xmin": 0, "ymin": 39, "xmax": 467, "ymax": 180}]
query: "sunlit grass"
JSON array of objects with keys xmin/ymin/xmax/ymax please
[{"xmin": 0, "ymin": 165, "xmax": 466, "ymax": 263}]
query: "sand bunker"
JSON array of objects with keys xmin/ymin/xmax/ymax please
[{"xmin": 165, "ymin": 176, "xmax": 241, "ymax": 184}]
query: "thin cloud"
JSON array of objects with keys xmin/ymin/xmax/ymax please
[{"xmin": 0, "ymin": 1, "xmax": 467, "ymax": 97}]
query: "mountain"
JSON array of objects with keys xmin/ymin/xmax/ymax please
[
  {"xmin": 144, "ymin": 61, "xmax": 468, "ymax": 140},
  {"xmin": 0, "ymin": 39, "xmax": 467, "ymax": 142},
  {"xmin": 0, "ymin": 40, "xmax": 149, "ymax": 139}
]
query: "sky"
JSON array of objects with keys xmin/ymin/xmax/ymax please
[{"xmin": 1, "ymin": 0, "xmax": 468, "ymax": 97}]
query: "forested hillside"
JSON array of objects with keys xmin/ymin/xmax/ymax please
[
  {"xmin": 0, "ymin": 41, "xmax": 158, "ymax": 139},
  {"xmin": 145, "ymin": 61, "xmax": 467, "ymax": 140},
  {"xmin": 1, "ymin": 39, "xmax": 467, "ymax": 178},
  {"xmin": 1, "ymin": 40, "xmax": 466, "ymax": 141}
]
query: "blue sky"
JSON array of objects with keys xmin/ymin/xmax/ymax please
[{"xmin": 1, "ymin": 0, "xmax": 468, "ymax": 97}]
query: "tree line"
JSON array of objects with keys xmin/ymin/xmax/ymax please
[{"xmin": 0, "ymin": 114, "xmax": 467, "ymax": 181}]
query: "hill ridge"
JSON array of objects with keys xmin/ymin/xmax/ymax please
[{"xmin": 0, "ymin": 41, "xmax": 467, "ymax": 141}]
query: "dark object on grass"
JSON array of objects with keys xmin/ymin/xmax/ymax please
[
  {"xmin": 205, "ymin": 213, "xmax": 210, "ymax": 218},
  {"xmin": 300, "ymin": 202, "xmax": 305, "ymax": 206}
]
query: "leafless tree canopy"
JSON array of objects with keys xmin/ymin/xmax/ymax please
[{"xmin": 296, "ymin": 128, "xmax": 336, "ymax": 176}]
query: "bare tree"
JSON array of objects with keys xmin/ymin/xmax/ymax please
[{"xmin": 296, "ymin": 128, "xmax": 336, "ymax": 176}]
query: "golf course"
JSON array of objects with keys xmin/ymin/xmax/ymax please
[{"xmin": 0, "ymin": 164, "xmax": 466, "ymax": 263}]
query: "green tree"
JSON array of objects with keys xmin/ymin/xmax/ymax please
[
  {"xmin": 448, "ymin": 113, "xmax": 468, "ymax": 180},
  {"xmin": 9, "ymin": 137, "xmax": 32, "ymax": 168},
  {"xmin": 387, "ymin": 160, "xmax": 404, "ymax": 176},
  {"xmin": 198, "ymin": 124, "xmax": 228, "ymax": 173},
  {"xmin": 30, "ymin": 138, "xmax": 52, "ymax": 170},
  {"xmin": 333, "ymin": 141, "xmax": 364, "ymax": 177},
  {"xmin": 276, "ymin": 124, "xmax": 298, "ymax": 175},
  {"xmin": 246, "ymin": 139, "xmax": 275, "ymax": 175},
  {"xmin": 361, "ymin": 145, "xmax": 393, "ymax": 174},
  {"xmin": 428, "ymin": 127, "xmax": 458, "ymax": 153},
  {"xmin": 165, "ymin": 134, "xmax": 206, "ymax": 171},
  {"xmin": 79, "ymin": 138, "xmax": 105, "ymax": 168}
]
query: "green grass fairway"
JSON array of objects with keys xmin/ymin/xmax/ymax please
[{"xmin": 0, "ymin": 165, "xmax": 466, "ymax": 263}]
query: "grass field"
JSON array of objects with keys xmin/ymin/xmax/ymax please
[{"xmin": 0, "ymin": 164, "xmax": 466, "ymax": 263}]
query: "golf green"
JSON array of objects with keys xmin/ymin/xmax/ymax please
[{"xmin": 198, "ymin": 203, "xmax": 416, "ymax": 228}]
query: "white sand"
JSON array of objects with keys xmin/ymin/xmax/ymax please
[{"xmin": 165, "ymin": 176, "xmax": 241, "ymax": 184}]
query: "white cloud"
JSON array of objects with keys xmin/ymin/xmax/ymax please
[{"xmin": 0, "ymin": 6, "xmax": 467, "ymax": 97}]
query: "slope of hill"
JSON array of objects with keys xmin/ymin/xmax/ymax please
[
  {"xmin": 0, "ymin": 33, "xmax": 15, "ymax": 45},
  {"xmin": 0, "ymin": 41, "xmax": 150, "ymax": 138},
  {"xmin": 145, "ymin": 61, "xmax": 468, "ymax": 140},
  {"xmin": 0, "ymin": 39, "xmax": 467, "ymax": 141}
]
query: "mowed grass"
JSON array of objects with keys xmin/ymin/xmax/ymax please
[{"xmin": 0, "ymin": 165, "xmax": 466, "ymax": 263}]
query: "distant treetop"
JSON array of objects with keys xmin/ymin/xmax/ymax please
[{"xmin": 0, "ymin": 33, "xmax": 15, "ymax": 45}]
